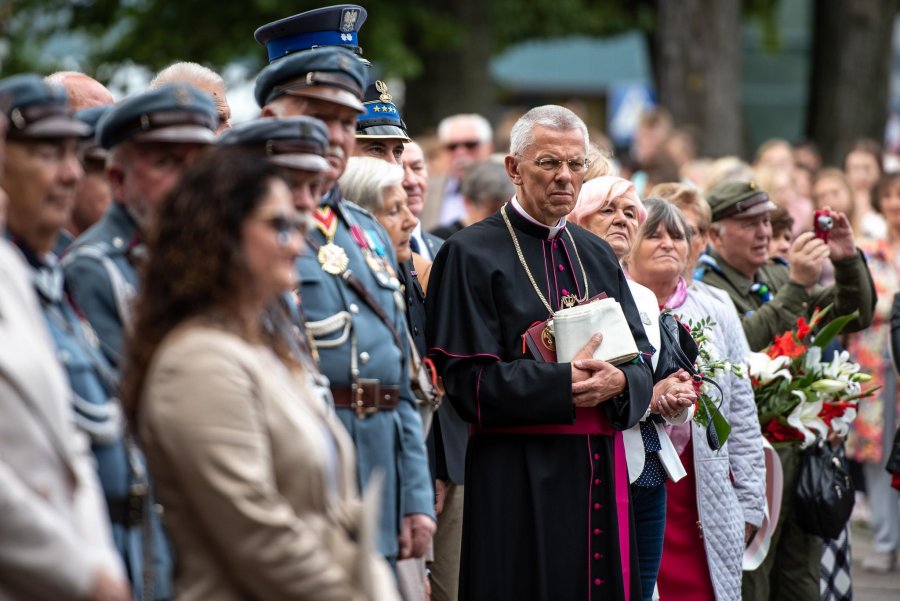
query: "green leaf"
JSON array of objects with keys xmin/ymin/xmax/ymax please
[{"xmin": 812, "ymin": 310, "xmax": 859, "ymax": 350}]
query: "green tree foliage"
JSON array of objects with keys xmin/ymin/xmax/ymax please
[{"xmin": 0, "ymin": 0, "xmax": 654, "ymax": 78}]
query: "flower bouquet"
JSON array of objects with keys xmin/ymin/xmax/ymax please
[
  {"xmin": 748, "ymin": 306, "xmax": 878, "ymax": 447},
  {"xmin": 685, "ymin": 317, "xmax": 744, "ymax": 447}
]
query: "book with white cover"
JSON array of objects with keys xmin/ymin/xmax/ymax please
[{"xmin": 553, "ymin": 297, "xmax": 640, "ymax": 365}]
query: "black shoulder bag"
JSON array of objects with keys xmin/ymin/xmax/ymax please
[{"xmin": 795, "ymin": 437, "xmax": 854, "ymax": 539}]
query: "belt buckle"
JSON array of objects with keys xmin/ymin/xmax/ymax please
[{"xmin": 353, "ymin": 379, "xmax": 380, "ymax": 419}]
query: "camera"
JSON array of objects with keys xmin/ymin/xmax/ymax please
[{"xmin": 814, "ymin": 209, "xmax": 833, "ymax": 243}]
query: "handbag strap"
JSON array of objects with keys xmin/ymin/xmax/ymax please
[{"xmin": 658, "ymin": 313, "xmax": 726, "ymax": 450}]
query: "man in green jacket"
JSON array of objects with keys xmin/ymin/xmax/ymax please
[{"xmin": 697, "ymin": 180, "xmax": 875, "ymax": 601}]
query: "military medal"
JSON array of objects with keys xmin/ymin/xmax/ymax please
[
  {"xmin": 313, "ymin": 207, "xmax": 349, "ymax": 275},
  {"xmin": 317, "ymin": 243, "xmax": 349, "ymax": 275},
  {"xmin": 365, "ymin": 252, "xmax": 383, "ymax": 273}
]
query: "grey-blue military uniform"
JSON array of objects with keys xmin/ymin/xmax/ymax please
[
  {"xmin": 298, "ymin": 188, "xmax": 435, "ymax": 558},
  {"xmin": 62, "ymin": 202, "xmax": 141, "ymax": 367},
  {"xmin": 253, "ymin": 15, "xmax": 435, "ymax": 559},
  {"xmin": 15, "ymin": 242, "xmax": 171, "ymax": 600},
  {"xmin": 62, "ymin": 84, "xmax": 218, "ymax": 368}
]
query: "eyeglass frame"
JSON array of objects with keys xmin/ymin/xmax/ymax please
[
  {"xmin": 515, "ymin": 154, "xmax": 591, "ymax": 173},
  {"xmin": 257, "ymin": 213, "xmax": 309, "ymax": 246}
]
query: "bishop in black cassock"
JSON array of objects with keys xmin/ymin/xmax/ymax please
[{"xmin": 426, "ymin": 188, "xmax": 654, "ymax": 600}]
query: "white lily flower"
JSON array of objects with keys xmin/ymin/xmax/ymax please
[
  {"xmin": 830, "ymin": 407, "xmax": 858, "ymax": 438},
  {"xmin": 811, "ymin": 379, "xmax": 848, "ymax": 394},
  {"xmin": 786, "ymin": 399, "xmax": 829, "ymax": 448},
  {"xmin": 803, "ymin": 346, "xmax": 822, "ymax": 371},
  {"xmin": 747, "ymin": 352, "xmax": 792, "ymax": 384}
]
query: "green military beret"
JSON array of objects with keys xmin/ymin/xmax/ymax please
[{"xmin": 707, "ymin": 180, "xmax": 777, "ymax": 222}]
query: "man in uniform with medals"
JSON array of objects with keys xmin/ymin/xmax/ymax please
[
  {"xmin": 426, "ymin": 105, "xmax": 654, "ymax": 600},
  {"xmin": 253, "ymin": 5, "xmax": 436, "ymax": 569}
]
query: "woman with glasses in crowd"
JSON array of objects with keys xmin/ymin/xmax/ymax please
[{"xmin": 122, "ymin": 150, "xmax": 397, "ymax": 601}]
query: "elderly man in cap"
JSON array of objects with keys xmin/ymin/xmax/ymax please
[
  {"xmin": 0, "ymin": 73, "xmax": 131, "ymax": 601},
  {"xmin": 63, "ymin": 84, "xmax": 217, "ymax": 367},
  {"xmin": 696, "ymin": 180, "xmax": 875, "ymax": 601},
  {"xmin": 254, "ymin": 4, "xmax": 436, "ymax": 572}
]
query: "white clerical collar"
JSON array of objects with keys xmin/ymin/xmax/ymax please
[{"xmin": 510, "ymin": 196, "xmax": 567, "ymax": 239}]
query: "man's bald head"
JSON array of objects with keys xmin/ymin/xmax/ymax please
[{"xmin": 44, "ymin": 71, "xmax": 114, "ymax": 111}]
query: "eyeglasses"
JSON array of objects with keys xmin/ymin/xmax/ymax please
[
  {"xmin": 521, "ymin": 156, "xmax": 591, "ymax": 173},
  {"xmin": 258, "ymin": 214, "xmax": 308, "ymax": 246},
  {"xmin": 444, "ymin": 140, "xmax": 481, "ymax": 152}
]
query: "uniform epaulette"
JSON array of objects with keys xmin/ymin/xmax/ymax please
[{"xmin": 342, "ymin": 198, "xmax": 375, "ymax": 219}]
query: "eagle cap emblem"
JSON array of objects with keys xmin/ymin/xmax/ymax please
[{"xmin": 340, "ymin": 9, "xmax": 359, "ymax": 33}]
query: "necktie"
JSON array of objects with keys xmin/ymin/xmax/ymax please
[{"xmin": 410, "ymin": 235, "xmax": 421, "ymax": 255}]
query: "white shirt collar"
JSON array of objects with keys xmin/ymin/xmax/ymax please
[
  {"xmin": 510, "ymin": 196, "xmax": 567, "ymax": 239},
  {"xmin": 411, "ymin": 221, "xmax": 431, "ymax": 260}
]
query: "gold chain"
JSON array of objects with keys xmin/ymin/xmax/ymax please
[{"xmin": 501, "ymin": 204, "xmax": 590, "ymax": 315}]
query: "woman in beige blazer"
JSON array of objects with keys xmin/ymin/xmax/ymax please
[{"xmin": 122, "ymin": 150, "xmax": 398, "ymax": 601}]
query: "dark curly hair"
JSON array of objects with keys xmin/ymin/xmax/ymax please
[{"xmin": 121, "ymin": 148, "xmax": 298, "ymax": 426}]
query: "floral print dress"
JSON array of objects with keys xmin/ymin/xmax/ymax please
[{"xmin": 845, "ymin": 238, "xmax": 900, "ymax": 464}]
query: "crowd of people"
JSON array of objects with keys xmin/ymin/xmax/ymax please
[{"xmin": 1, "ymin": 4, "xmax": 900, "ymax": 601}]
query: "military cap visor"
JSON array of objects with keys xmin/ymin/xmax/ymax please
[
  {"xmin": 0, "ymin": 74, "xmax": 90, "ymax": 140},
  {"xmin": 218, "ymin": 117, "xmax": 330, "ymax": 173},
  {"xmin": 273, "ymin": 80, "xmax": 366, "ymax": 113},
  {"xmin": 710, "ymin": 189, "xmax": 777, "ymax": 221},
  {"xmin": 96, "ymin": 84, "xmax": 218, "ymax": 150},
  {"xmin": 254, "ymin": 46, "xmax": 367, "ymax": 112},
  {"xmin": 355, "ymin": 124, "xmax": 411, "ymax": 142},
  {"xmin": 7, "ymin": 112, "xmax": 91, "ymax": 140}
]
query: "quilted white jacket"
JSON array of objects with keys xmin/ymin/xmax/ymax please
[{"xmin": 671, "ymin": 281, "xmax": 766, "ymax": 601}]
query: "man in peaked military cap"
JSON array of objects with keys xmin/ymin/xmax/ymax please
[
  {"xmin": 219, "ymin": 115, "xmax": 329, "ymax": 217},
  {"xmin": 353, "ymin": 80, "xmax": 411, "ymax": 164},
  {"xmin": 695, "ymin": 180, "xmax": 875, "ymax": 601},
  {"xmin": 62, "ymin": 84, "xmax": 217, "ymax": 368},
  {"xmin": 0, "ymin": 73, "xmax": 133, "ymax": 601},
  {"xmin": 254, "ymin": 7, "xmax": 436, "ymax": 569}
]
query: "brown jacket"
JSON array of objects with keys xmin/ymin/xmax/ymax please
[{"xmin": 140, "ymin": 321, "xmax": 398, "ymax": 601}]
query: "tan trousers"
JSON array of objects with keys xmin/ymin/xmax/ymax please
[{"xmin": 429, "ymin": 483, "xmax": 464, "ymax": 601}]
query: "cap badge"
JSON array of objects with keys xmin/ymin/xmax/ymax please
[
  {"xmin": 9, "ymin": 108, "xmax": 25, "ymax": 130},
  {"xmin": 748, "ymin": 181, "xmax": 757, "ymax": 190},
  {"xmin": 375, "ymin": 80, "xmax": 393, "ymax": 104},
  {"xmin": 341, "ymin": 9, "xmax": 360, "ymax": 33}
]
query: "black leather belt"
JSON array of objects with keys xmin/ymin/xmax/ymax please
[
  {"xmin": 106, "ymin": 488, "xmax": 146, "ymax": 528},
  {"xmin": 331, "ymin": 380, "xmax": 399, "ymax": 418}
]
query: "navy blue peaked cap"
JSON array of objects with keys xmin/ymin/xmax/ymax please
[{"xmin": 255, "ymin": 5, "xmax": 367, "ymax": 63}]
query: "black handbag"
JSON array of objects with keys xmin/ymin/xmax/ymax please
[{"xmin": 795, "ymin": 437, "xmax": 854, "ymax": 539}]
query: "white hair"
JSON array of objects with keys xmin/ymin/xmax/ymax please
[
  {"xmin": 437, "ymin": 113, "xmax": 493, "ymax": 144},
  {"xmin": 150, "ymin": 62, "xmax": 224, "ymax": 89},
  {"xmin": 509, "ymin": 105, "xmax": 589, "ymax": 157},
  {"xmin": 339, "ymin": 157, "xmax": 404, "ymax": 212}
]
